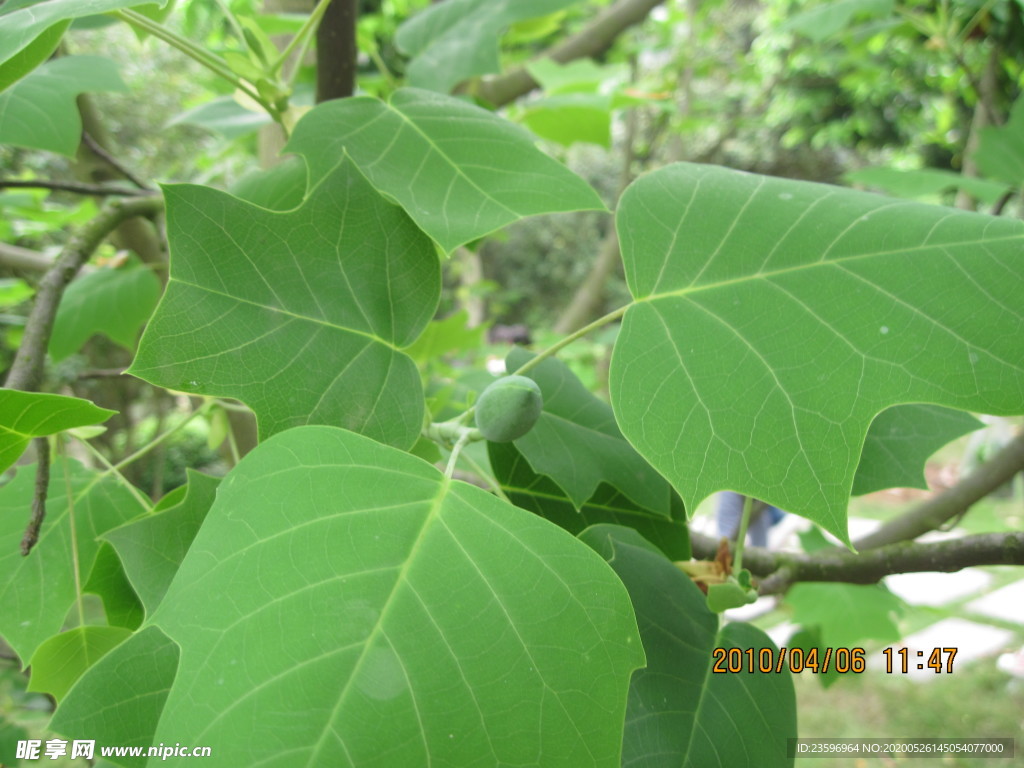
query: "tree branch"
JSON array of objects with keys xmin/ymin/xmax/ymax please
[
  {"xmin": 0, "ymin": 179, "xmax": 150, "ymax": 197},
  {"xmin": 4, "ymin": 195, "xmax": 164, "ymax": 393},
  {"xmin": 474, "ymin": 0, "xmax": 665, "ymax": 107},
  {"xmin": 0, "ymin": 242, "xmax": 56, "ymax": 273},
  {"xmin": 854, "ymin": 429, "xmax": 1024, "ymax": 550},
  {"xmin": 690, "ymin": 530, "xmax": 1024, "ymax": 595},
  {"xmin": 81, "ymin": 132, "xmax": 152, "ymax": 190}
]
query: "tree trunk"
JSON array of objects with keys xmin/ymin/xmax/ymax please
[{"xmin": 316, "ymin": 0, "xmax": 358, "ymax": 102}]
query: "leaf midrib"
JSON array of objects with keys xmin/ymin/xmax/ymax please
[
  {"xmin": 170, "ymin": 277, "xmax": 400, "ymax": 352},
  {"xmin": 634, "ymin": 232, "xmax": 1024, "ymax": 304}
]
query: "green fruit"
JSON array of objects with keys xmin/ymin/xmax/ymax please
[{"xmin": 474, "ymin": 375, "xmax": 543, "ymax": 442}]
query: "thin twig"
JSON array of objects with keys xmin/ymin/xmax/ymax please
[
  {"xmin": 20, "ymin": 438, "xmax": 50, "ymax": 556},
  {"xmin": 4, "ymin": 195, "xmax": 163, "ymax": 393},
  {"xmin": 81, "ymin": 132, "xmax": 153, "ymax": 190},
  {"xmin": 0, "ymin": 179, "xmax": 149, "ymax": 197}
]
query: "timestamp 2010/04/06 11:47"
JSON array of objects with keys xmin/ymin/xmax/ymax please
[{"xmin": 711, "ymin": 646, "xmax": 958, "ymax": 675}]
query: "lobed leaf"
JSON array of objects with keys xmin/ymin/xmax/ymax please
[
  {"xmin": 49, "ymin": 258, "xmax": 161, "ymax": 361},
  {"xmin": 0, "ymin": 55, "xmax": 126, "ymax": 155},
  {"xmin": 285, "ymin": 88, "xmax": 606, "ymax": 254},
  {"xmin": 128, "ymin": 156, "xmax": 439, "ymax": 449},
  {"xmin": 853, "ymin": 404, "xmax": 982, "ymax": 495},
  {"xmin": 0, "ymin": 1, "xmax": 167, "ymax": 71},
  {"xmin": 136, "ymin": 425, "xmax": 643, "ymax": 766},
  {"xmin": 490, "ymin": 440, "xmax": 690, "ymax": 560},
  {"xmin": 102, "ymin": 470, "xmax": 219, "ymax": 616},
  {"xmin": 27, "ymin": 625, "xmax": 132, "ymax": 701},
  {"xmin": 611, "ymin": 163, "xmax": 1024, "ymax": 543},
  {"xmin": 507, "ymin": 347, "xmax": 672, "ymax": 515}
]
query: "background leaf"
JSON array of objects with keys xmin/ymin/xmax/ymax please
[
  {"xmin": 83, "ymin": 542, "xmax": 145, "ymax": 629},
  {"xmin": 844, "ymin": 167, "xmax": 1009, "ymax": 204},
  {"xmin": 974, "ymin": 96, "xmax": 1024, "ymax": 188},
  {"xmin": 852, "ymin": 404, "xmax": 982, "ymax": 495},
  {"xmin": 0, "ymin": 19, "xmax": 69, "ymax": 92},
  {"xmin": 50, "ymin": 626, "xmax": 179, "ymax": 768},
  {"xmin": 27, "ymin": 625, "xmax": 132, "ymax": 701},
  {"xmin": 143, "ymin": 425, "xmax": 643, "ymax": 766},
  {"xmin": 128, "ymin": 156, "xmax": 439, "ymax": 449},
  {"xmin": 489, "ymin": 440, "xmax": 690, "ymax": 560},
  {"xmin": 0, "ymin": 55, "xmax": 126, "ymax": 155},
  {"xmin": 394, "ymin": 0, "xmax": 582, "ymax": 93},
  {"xmin": 49, "ymin": 258, "xmax": 161, "ymax": 361},
  {"xmin": 580, "ymin": 524, "xmax": 797, "ymax": 767},
  {"xmin": 611, "ymin": 163, "xmax": 1024, "ymax": 543},
  {"xmin": 0, "ymin": 460, "xmax": 145, "ymax": 663},
  {"xmin": 0, "ymin": 0, "xmax": 167, "ymax": 68},
  {"xmin": 785, "ymin": 582, "xmax": 904, "ymax": 647},
  {"xmin": 102, "ymin": 470, "xmax": 219, "ymax": 615},
  {"xmin": 285, "ymin": 89, "xmax": 606, "ymax": 254},
  {"xmin": 506, "ymin": 347, "xmax": 672, "ymax": 515},
  {"xmin": 0, "ymin": 389, "xmax": 115, "ymax": 474}
]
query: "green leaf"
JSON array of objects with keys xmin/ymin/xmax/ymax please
[
  {"xmin": 27, "ymin": 625, "xmax": 132, "ymax": 701},
  {"xmin": 611, "ymin": 163, "xmax": 1024, "ymax": 544},
  {"xmin": 506, "ymin": 348, "xmax": 672, "ymax": 515},
  {"xmin": 50, "ymin": 626, "xmax": 180, "ymax": 768},
  {"xmin": 229, "ymin": 154, "xmax": 306, "ymax": 208},
  {"xmin": 102, "ymin": 470, "xmax": 219, "ymax": 615},
  {"xmin": 853, "ymin": 404, "xmax": 982, "ymax": 495},
  {"xmin": 0, "ymin": 19, "xmax": 69, "ymax": 92},
  {"xmin": 706, "ymin": 577, "xmax": 759, "ymax": 612},
  {"xmin": 404, "ymin": 310, "xmax": 485, "ymax": 369},
  {"xmin": 83, "ymin": 542, "xmax": 144, "ymax": 629},
  {"xmin": 580, "ymin": 524, "xmax": 797, "ymax": 767},
  {"xmin": 167, "ymin": 94, "xmax": 271, "ymax": 139},
  {"xmin": 0, "ymin": 460, "xmax": 145, "ymax": 663},
  {"xmin": 0, "ymin": 0, "xmax": 167, "ymax": 68},
  {"xmin": 0, "ymin": 55, "xmax": 126, "ymax": 155},
  {"xmin": 489, "ymin": 440, "xmax": 691, "ymax": 560},
  {"xmin": 142, "ymin": 425, "xmax": 643, "ymax": 766},
  {"xmin": 782, "ymin": 0, "xmax": 893, "ymax": 41},
  {"xmin": 394, "ymin": 0, "xmax": 582, "ymax": 93},
  {"xmin": 845, "ymin": 167, "xmax": 1010, "ymax": 204},
  {"xmin": 285, "ymin": 88, "xmax": 606, "ymax": 254},
  {"xmin": 128, "ymin": 156, "xmax": 439, "ymax": 449},
  {"xmin": 525, "ymin": 58, "xmax": 624, "ymax": 95},
  {"xmin": 49, "ymin": 259, "xmax": 161, "ymax": 361},
  {"xmin": 786, "ymin": 582, "xmax": 903, "ymax": 648},
  {"xmin": 520, "ymin": 93, "xmax": 612, "ymax": 148},
  {"xmin": 974, "ymin": 97, "xmax": 1024, "ymax": 189},
  {"xmin": 0, "ymin": 390, "xmax": 115, "ymax": 474}
]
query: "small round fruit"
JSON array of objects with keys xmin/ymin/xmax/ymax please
[{"xmin": 474, "ymin": 375, "xmax": 543, "ymax": 442}]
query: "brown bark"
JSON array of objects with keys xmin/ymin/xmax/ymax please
[
  {"xmin": 474, "ymin": 0, "xmax": 666, "ymax": 108},
  {"xmin": 316, "ymin": 0, "xmax": 358, "ymax": 102}
]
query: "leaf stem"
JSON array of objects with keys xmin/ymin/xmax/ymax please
[
  {"xmin": 509, "ymin": 304, "xmax": 628, "ymax": 378},
  {"xmin": 60, "ymin": 447, "xmax": 85, "ymax": 627},
  {"xmin": 113, "ymin": 9, "xmax": 272, "ymax": 115},
  {"xmin": 76, "ymin": 436, "xmax": 154, "ymax": 512},
  {"xmin": 459, "ymin": 450, "xmax": 511, "ymax": 503},
  {"xmin": 271, "ymin": 0, "xmax": 334, "ymax": 79},
  {"xmin": 109, "ymin": 400, "xmax": 213, "ymax": 475},
  {"xmin": 732, "ymin": 494, "xmax": 753, "ymax": 574},
  {"xmin": 444, "ymin": 429, "xmax": 473, "ymax": 479}
]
